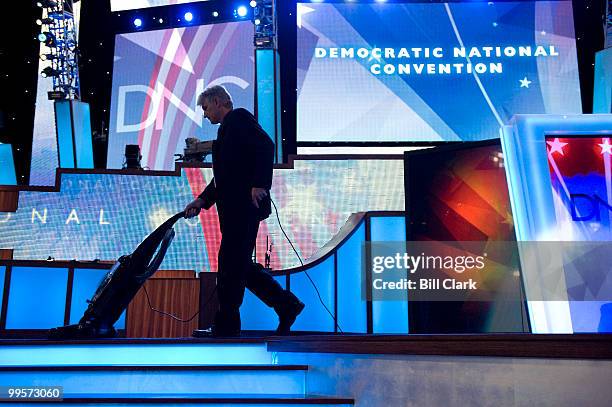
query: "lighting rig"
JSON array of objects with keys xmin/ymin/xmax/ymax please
[
  {"xmin": 36, "ymin": 0, "xmax": 81, "ymax": 100},
  {"xmin": 607, "ymin": 0, "xmax": 612, "ymax": 48},
  {"xmin": 252, "ymin": 0, "xmax": 276, "ymax": 49}
]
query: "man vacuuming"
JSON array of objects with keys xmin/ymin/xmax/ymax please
[{"xmin": 184, "ymin": 85, "xmax": 304, "ymax": 337}]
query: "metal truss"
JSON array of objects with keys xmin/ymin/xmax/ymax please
[{"xmin": 37, "ymin": 0, "xmax": 80, "ymax": 100}]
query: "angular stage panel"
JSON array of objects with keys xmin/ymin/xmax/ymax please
[{"xmin": 0, "ymin": 158, "xmax": 404, "ymax": 272}]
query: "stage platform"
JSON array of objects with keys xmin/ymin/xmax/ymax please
[{"xmin": 1, "ymin": 334, "xmax": 611, "ymax": 406}]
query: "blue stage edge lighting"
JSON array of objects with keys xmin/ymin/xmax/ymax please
[
  {"xmin": 237, "ymin": 6, "xmax": 248, "ymax": 17},
  {"xmin": 133, "ymin": 18, "xmax": 142, "ymax": 28},
  {"xmin": 184, "ymin": 12, "xmax": 193, "ymax": 22}
]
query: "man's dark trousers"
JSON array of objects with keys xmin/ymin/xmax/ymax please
[{"xmin": 214, "ymin": 202, "xmax": 293, "ymax": 334}]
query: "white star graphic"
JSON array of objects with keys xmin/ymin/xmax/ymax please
[
  {"xmin": 546, "ymin": 138, "xmax": 568, "ymax": 156},
  {"xmin": 297, "ymin": 4, "xmax": 315, "ymax": 29},
  {"xmin": 598, "ymin": 138, "xmax": 612, "ymax": 155},
  {"xmin": 519, "ymin": 77, "xmax": 532, "ymax": 88}
]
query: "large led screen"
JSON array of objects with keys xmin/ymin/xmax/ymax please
[
  {"xmin": 108, "ymin": 22, "xmax": 254, "ymax": 170},
  {"xmin": 405, "ymin": 142, "xmax": 528, "ymax": 333},
  {"xmin": 297, "ymin": 1, "xmax": 581, "ymax": 142},
  {"xmin": 0, "ymin": 159, "xmax": 404, "ymax": 271},
  {"xmin": 110, "ymin": 1, "xmax": 208, "ymax": 12}
]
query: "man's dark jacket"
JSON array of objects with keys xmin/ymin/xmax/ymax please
[{"xmin": 198, "ymin": 108, "xmax": 274, "ymax": 217}]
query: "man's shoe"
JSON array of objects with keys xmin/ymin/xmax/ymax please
[
  {"xmin": 192, "ymin": 327, "xmax": 240, "ymax": 338},
  {"xmin": 275, "ymin": 301, "xmax": 305, "ymax": 335}
]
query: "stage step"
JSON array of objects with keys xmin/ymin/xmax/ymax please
[
  {"xmin": 0, "ymin": 365, "xmax": 307, "ymax": 396},
  {"xmin": 0, "ymin": 394, "xmax": 354, "ymax": 406},
  {"xmin": 0, "ymin": 339, "xmax": 272, "ymax": 366}
]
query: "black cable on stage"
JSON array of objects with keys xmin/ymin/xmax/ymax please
[
  {"xmin": 271, "ymin": 198, "xmax": 344, "ymax": 333},
  {"xmin": 142, "ymin": 283, "xmax": 218, "ymax": 324}
]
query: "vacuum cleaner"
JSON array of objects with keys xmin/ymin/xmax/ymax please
[{"xmin": 48, "ymin": 211, "xmax": 185, "ymax": 339}]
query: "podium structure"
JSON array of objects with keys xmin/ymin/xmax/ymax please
[{"xmin": 501, "ymin": 114, "xmax": 612, "ymax": 333}]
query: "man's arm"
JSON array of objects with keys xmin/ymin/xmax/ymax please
[
  {"xmin": 198, "ymin": 179, "xmax": 217, "ymax": 209},
  {"xmin": 249, "ymin": 124, "xmax": 274, "ymax": 191},
  {"xmin": 184, "ymin": 178, "xmax": 217, "ymax": 218}
]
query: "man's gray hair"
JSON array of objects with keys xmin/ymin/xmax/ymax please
[{"xmin": 197, "ymin": 85, "xmax": 233, "ymax": 109}]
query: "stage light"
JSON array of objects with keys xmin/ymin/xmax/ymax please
[
  {"xmin": 184, "ymin": 12, "xmax": 193, "ymax": 22},
  {"xmin": 158, "ymin": 18, "xmax": 164, "ymax": 23},
  {"xmin": 254, "ymin": 18, "xmax": 261, "ymax": 25},
  {"xmin": 250, "ymin": 1, "xmax": 257, "ymax": 7},
  {"xmin": 133, "ymin": 18, "xmax": 142, "ymax": 27},
  {"xmin": 237, "ymin": 6, "xmax": 248, "ymax": 17},
  {"xmin": 36, "ymin": 18, "xmax": 54, "ymax": 26},
  {"xmin": 37, "ymin": 0, "xmax": 57, "ymax": 8},
  {"xmin": 41, "ymin": 66, "xmax": 60, "ymax": 78},
  {"xmin": 38, "ymin": 32, "xmax": 57, "ymax": 47},
  {"xmin": 39, "ymin": 53, "xmax": 57, "ymax": 61},
  {"xmin": 212, "ymin": 11, "xmax": 219, "ymax": 17}
]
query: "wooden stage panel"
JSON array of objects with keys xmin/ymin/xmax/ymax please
[{"xmin": 127, "ymin": 270, "xmax": 199, "ymax": 338}]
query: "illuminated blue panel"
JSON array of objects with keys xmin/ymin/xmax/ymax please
[
  {"xmin": 337, "ymin": 222, "xmax": 367, "ymax": 333},
  {"xmin": 6, "ymin": 266, "xmax": 68, "ymax": 329},
  {"xmin": 370, "ymin": 216, "xmax": 408, "ymax": 334},
  {"xmin": 0, "ymin": 343, "xmax": 272, "ymax": 366},
  {"xmin": 241, "ymin": 275, "xmax": 286, "ymax": 331},
  {"xmin": 0, "ymin": 144, "xmax": 17, "ymax": 185},
  {"xmin": 54, "ymin": 101, "xmax": 75, "ymax": 168},
  {"xmin": 72, "ymin": 101, "xmax": 94, "ymax": 168},
  {"xmin": 256, "ymin": 49, "xmax": 276, "ymax": 144},
  {"xmin": 290, "ymin": 256, "xmax": 335, "ymax": 332},
  {"xmin": 0, "ymin": 266, "xmax": 5, "ymax": 314},
  {"xmin": 500, "ymin": 114, "xmax": 612, "ymax": 333},
  {"xmin": 594, "ymin": 48, "xmax": 612, "ymax": 113},
  {"xmin": 70, "ymin": 268, "xmax": 125, "ymax": 329},
  {"xmin": 1, "ymin": 369, "xmax": 305, "ymax": 396}
]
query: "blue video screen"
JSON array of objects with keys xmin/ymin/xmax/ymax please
[
  {"xmin": 107, "ymin": 22, "xmax": 254, "ymax": 171},
  {"xmin": 297, "ymin": 1, "xmax": 581, "ymax": 142}
]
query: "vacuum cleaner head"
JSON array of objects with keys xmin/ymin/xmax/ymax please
[{"xmin": 48, "ymin": 211, "xmax": 185, "ymax": 340}]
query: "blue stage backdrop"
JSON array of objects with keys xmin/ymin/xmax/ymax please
[
  {"xmin": 107, "ymin": 22, "xmax": 254, "ymax": 171},
  {"xmin": 0, "ymin": 159, "xmax": 404, "ymax": 271},
  {"xmin": 297, "ymin": 1, "xmax": 581, "ymax": 142}
]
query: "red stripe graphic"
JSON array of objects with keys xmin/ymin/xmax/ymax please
[{"xmin": 185, "ymin": 167, "xmax": 221, "ymax": 272}]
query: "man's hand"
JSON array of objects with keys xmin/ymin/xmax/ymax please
[
  {"xmin": 251, "ymin": 187, "xmax": 268, "ymax": 209},
  {"xmin": 184, "ymin": 198, "xmax": 205, "ymax": 218}
]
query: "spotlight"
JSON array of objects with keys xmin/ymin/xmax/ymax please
[
  {"xmin": 254, "ymin": 18, "xmax": 261, "ymax": 25},
  {"xmin": 212, "ymin": 11, "xmax": 219, "ymax": 17},
  {"xmin": 237, "ymin": 6, "xmax": 248, "ymax": 17},
  {"xmin": 37, "ymin": 0, "xmax": 57, "ymax": 8},
  {"xmin": 184, "ymin": 12, "xmax": 193, "ymax": 22},
  {"xmin": 133, "ymin": 18, "xmax": 142, "ymax": 28},
  {"xmin": 38, "ymin": 32, "xmax": 57, "ymax": 47},
  {"xmin": 36, "ymin": 18, "xmax": 54, "ymax": 26},
  {"xmin": 250, "ymin": 1, "xmax": 257, "ymax": 7},
  {"xmin": 41, "ymin": 66, "xmax": 60, "ymax": 78},
  {"xmin": 39, "ymin": 53, "xmax": 57, "ymax": 61},
  {"xmin": 158, "ymin": 18, "xmax": 164, "ymax": 23}
]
